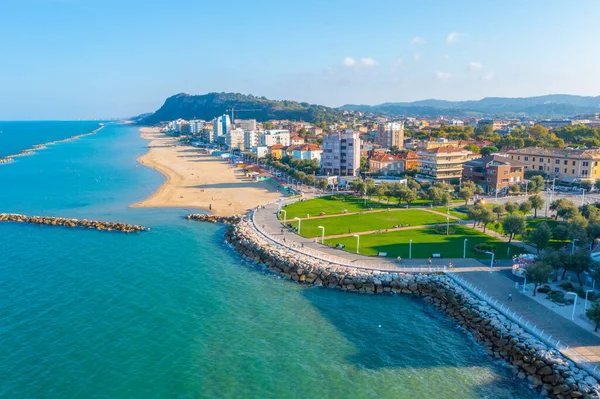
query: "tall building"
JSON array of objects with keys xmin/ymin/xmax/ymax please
[
  {"xmin": 321, "ymin": 130, "xmax": 361, "ymax": 177},
  {"xmin": 244, "ymin": 130, "xmax": 260, "ymax": 151},
  {"xmin": 225, "ymin": 128, "xmax": 245, "ymax": 150},
  {"xmin": 260, "ymin": 130, "xmax": 290, "ymax": 147},
  {"xmin": 417, "ymin": 146, "xmax": 475, "ymax": 183},
  {"xmin": 234, "ymin": 119, "xmax": 257, "ymax": 131},
  {"xmin": 376, "ymin": 122, "xmax": 404, "ymax": 148},
  {"xmin": 213, "ymin": 115, "xmax": 231, "ymax": 137},
  {"xmin": 189, "ymin": 119, "xmax": 205, "ymax": 135}
]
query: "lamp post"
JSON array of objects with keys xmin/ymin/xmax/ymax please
[
  {"xmin": 409, "ymin": 239, "xmax": 412, "ymax": 259},
  {"xmin": 585, "ymin": 289, "xmax": 595, "ymax": 310},
  {"xmin": 463, "ymin": 238, "xmax": 468, "ymax": 259},
  {"xmin": 566, "ymin": 292, "xmax": 578, "ymax": 320},
  {"xmin": 294, "ymin": 217, "xmax": 301, "ymax": 234},
  {"xmin": 545, "ymin": 188, "xmax": 550, "ymax": 218},
  {"xmin": 318, "ymin": 225, "xmax": 325, "ymax": 244},
  {"xmin": 572, "ymin": 238, "xmax": 579, "ymax": 254},
  {"xmin": 446, "ymin": 216, "xmax": 450, "ymax": 235},
  {"xmin": 354, "ymin": 234, "xmax": 360, "ymax": 254},
  {"xmin": 280, "ymin": 210, "xmax": 287, "ymax": 225},
  {"xmin": 525, "ymin": 180, "xmax": 529, "ymax": 196},
  {"xmin": 485, "ymin": 251, "xmax": 495, "ymax": 273},
  {"xmin": 582, "ymin": 187, "xmax": 585, "ymax": 206}
]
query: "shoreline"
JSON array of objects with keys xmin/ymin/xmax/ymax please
[
  {"xmin": 131, "ymin": 128, "xmax": 282, "ymax": 216},
  {"xmin": 0, "ymin": 123, "xmax": 105, "ymax": 165}
]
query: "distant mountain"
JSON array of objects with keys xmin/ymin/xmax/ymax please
[
  {"xmin": 341, "ymin": 95, "xmax": 600, "ymax": 118},
  {"xmin": 141, "ymin": 92, "xmax": 343, "ymax": 125}
]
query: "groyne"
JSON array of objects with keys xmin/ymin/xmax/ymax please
[
  {"xmin": 0, "ymin": 213, "xmax": 149, "ymax": 233},
  {"xmin": 186, "ymin": 214, "xmax": 240, "ymax": 224},
  {"xmin": 223, "ymin": 216, "xmax": 599, "ymax": 399},
  {"xmin": 0, "ymin": 124, "xmax": 104, "ymax": 165}
]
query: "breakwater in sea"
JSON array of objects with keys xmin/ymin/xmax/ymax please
[
  {"xmin": 0, "ymin": 213, "xmax": 149, "ymax": 232},
  {"xmin": 223, "ymin": 216, "xmax": 599, "ymax": 399},
  {"xmin": 186, "ymin": 214, "xmax": 240, "ymax": 224},
  {"xmin": 0, "ymin": 124, "xmax": 104, "ymax": 164}
]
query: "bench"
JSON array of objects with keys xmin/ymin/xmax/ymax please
[
  {"xmin": 377, "ymin": 252, "xmax": 388, "ymax": 257},
  {"xmin": 431, "ymin": 253, "xmax": 442, "ymax": 258}
]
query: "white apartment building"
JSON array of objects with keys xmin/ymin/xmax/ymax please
[
  {"xmin": 244, "ymin": 130, "xmax": 260, "ymax": 151},
  {"xmin": 225, "ymin": 128, "xmax": 245, "ymax": 150},
  {"xmin": 213, "ymin": 114, "xmax": 231, "ymax": 137},
  {"xmin": 292, "ymin": 144, "xmax": 322, "ymax": 162},
  {"xmin": 234, "ymin": 119, "xmax": 257, "ymax": 131},
  {"xmin": 189, "ymin": 119, "xmax": 205, "ymax": 134},
  {"xmin": 260, "ymin": 130, "xmax": 290, "ymax": 147},
  {"xmin": 321, "ymin": 130, "xmax": 361, "ymax": 177},
  {"xmin": 376, "ymin": 122, "xmax": 404, "ymax": 148}
]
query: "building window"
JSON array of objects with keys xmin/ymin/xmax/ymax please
[
  {"xmin": 554, "ymin": 167, "xmax": 559, "ymax": 173},
  {"xmin": 564, "ymin": 168, "xmax": 567, "ymax": 173},
  {"xmin": 547, "ymin": 159, "xmax": 550, "ymax": 163},
  {"xmin": 524, "ymin": 156, "xmax": 529, "ymax": 161},
  {"xmin": 539, "ymin": 166, "xmax": 543, "ymax": 171},
  {"xmin": 539, "ymin": 157, "xmax": 544, "ymax": 162},
  {"xmin": 583, "ymin": 161, "xmax": 589, "ymax": 167},
  {"xmin": 572, "ymin": 169, "xmax": 575, "ymax": 174},
  {"xmin": 573, "ymin": 161, "xmax": 576, "ymax": 166},
  {"xmin": 582, "ymin": 170, "xmax": 589, "ymax": 176},
  {"xmin": 564, "ymin": 160, "xmax": 568, "ymax": 165},
  {"xmin": 555, "ymin": 159, "xmax": 560, "ymax": 164},
  {"xmin": 517, "ymin": 156, "xmax": 521, "ymax": 160}
]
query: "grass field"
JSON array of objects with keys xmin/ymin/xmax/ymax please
[
  {"xmin": 486, "ymin": 217, "xmax": 558, "ymax": 239},
  {"xmin": 430, "ymin": 206, "xmax": 469, "ymax": 220},
  {"xmin": 281, "ymin": 195, "xmax": 394, "ymax": 220},
  {"xmin": 286, "ymin": 209, "xmax": 452, "ymax": 238},
  {"xmin": 324, "ymin": 225, "xmax": 524, "ymax": 259}
]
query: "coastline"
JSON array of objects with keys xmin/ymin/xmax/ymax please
[{"xmin": 131, "ymin": 128, "xmax": 282, "ymax": 216}]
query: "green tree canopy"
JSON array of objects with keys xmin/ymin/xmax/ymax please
[
  {"xmin": 525, "ymin": 261, "xmax": 553, "ymax": 296},
  {"xmin": 525, "ymin": 222, "xmax": 551, "ymax": 253},
  {"xmin": 504, "ymin": 201, "xmax": 519, "ymax": 215},
  {"xmin": 492, "ymin": 204, "xmax": 505, "ymax": 220},
  {"xmin": 529, "ymin": 194, "xmax": 545, "ymax": 218},
  {"xmin": 586, "ymin": 302, "xmax": 600, "ymax": 332},
  {"xmin": 502, "ymin": 215, "xmax": 525, "ymax": 242}
]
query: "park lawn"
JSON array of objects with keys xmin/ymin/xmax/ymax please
[
  {"xmin": 485, "ymin": 217, "xmax": 558, "ymax": 240},
  {"xmin": 431, "ymin": 206, "xmax": 469, "ymax": 220},
  {"xmin": 281, "ymin": 195, "xmax": 394, "ymax": 220},
  {"xmin": 288, "ymin": 209, "xmax": 452, "ymax": 238},
  {"xmin": 324, "ymin": 225, "xmax": 524, "ymax": 260}
]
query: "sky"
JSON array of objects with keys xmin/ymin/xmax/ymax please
[{"xmin": 1, "ymin": 0, "xmax": 599, "ymax": 119}]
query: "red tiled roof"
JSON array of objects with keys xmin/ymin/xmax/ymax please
[
  {"xmin": 269, "ymin": 144, "xmax": 284, "ymax": 149},
  {"xmin": 424, "ymin": 146, "xmax": 470, "ymax": 154},
  {"xmin": 370, "ymin": 153, "xmax": 403, "ymax": 162}
]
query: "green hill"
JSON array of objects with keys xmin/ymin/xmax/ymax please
[{"xmin": 141, "ymin": 92, "xmax": 343, "ymax": 125}]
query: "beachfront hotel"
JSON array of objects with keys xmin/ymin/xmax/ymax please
[
  {"xmin": 321, "ymin": 130, "xmax": 361, "ymax": 177},
  {"xmin": 417, "ymin": 146, "xmax": 476, "ymax": 183}
]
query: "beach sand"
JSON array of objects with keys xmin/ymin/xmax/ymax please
[{"xmin": 132, "ymin": 128, "xmax": 282, "ymax": 216}]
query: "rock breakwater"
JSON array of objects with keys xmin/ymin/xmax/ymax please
[
  {"xmin": 0, "ymin": 124, "xmax": 104, "ymax": 165},
  {"xmin": 186, "ymin": 214, "xmax": 240, "ymax": 224},
  {"xmin": 0, "ymin": 213, "xmax": 149, "ymax": 233},
  {"xmin": 225, "ymin": 216, "xmax": 600, "ymax": 399}
]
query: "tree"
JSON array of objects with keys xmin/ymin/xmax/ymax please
[
  {"xmin": 525, "ymin": 222, "xmax": 551, "ymax": 253},
  {"xmin": 376, "ymin": 184, "xmax": 387, "ymax": 201},
  {"xmin": 580, "ymin": 204, "xmax": 600, "ymax": 222},
  {"xmin": 503, "ymin": 215, "xmax": 525, "ymax": 242},
  {"xmin": 479, "ymin": 208, "xmax": 496, "ymax": 233},
  {"xmin": 542, "ymin": 250, "xmax": 569, "ymax": 277},
  {"xmin": 595, "ymin": 179, "xmax": 600, "ymax": 192},
  {"xmin": 480, "ymin": 146, "xmax": 499, "ymax": 156},
  {"xmin": 586, "ymin": 302, "xmax": 600, "ymax": 332},
  {"xmin": 509, "ymin": 184, "xmax": 521, "ymax": 194},
  {"xmin": 468, "ymin": 205, "xmax": 485, "ymax": 227},
  {"xmin": 458, "ymin": 187, "xmax": 474, "ymax": 205},
  {"xmin": 525, "ymin": 261, "xmax": 553, "ymax": 296},
  {"xmin": 475, "ymin": 185, "xmax": 485, "ymax": 195},
  {"xmin": 504, "ymin": 201, "xmax": 518, "ymax": 215},
  {"xmin": 565, "ymin": 250, "xmax": 591, "ymax": 286},
  {"xmin": 519, "ymin": 200, "xmax": 532, "ymax": 214},
  {"xmin": 464, "ymin": 144, "xmax": 480, "ymax": 153},
  {"xmin": 530, "ymin": 175, "xmax": 545, "ymax": 193},
  {"xmin": 492, "ymin": 204, "xmax": 505, "ymax": 220},
  {"xmin": 550, "ymin": 199, "xmax": 580, "ymax": 220},
  {"xmin": 389, "ymin": 145, "xmax": 401, "ymax": 155},
  {"xmin": 405, "ymin": 188, "xmax": 417, "ymax": 205},
  {"xmin": 529, "ymin": 194, "xmax": 545, "ymax": 218},
  {"xmin": 427, "ymin": 187, "xmax": 443, "ymax": 205},
  {"xmin": 317, "ymin": 180, "xmax": 328, "ymax": 190}
]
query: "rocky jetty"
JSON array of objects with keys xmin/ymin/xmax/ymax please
[
  {"xmin": 0, "ymin": 213, "xmax": 149, "ymax": 233},
  {"xmin": 225, "ymin": 217, "xmax": 600, "ymax": 399},
  {"xmin": 0, "ymin": 124, "xmax": 104, "ymax": 165},
  {"xmin": 186, "ymin": 214, "xmax": 241, "ymax": 224}
]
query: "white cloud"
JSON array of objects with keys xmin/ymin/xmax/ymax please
[
  {"xmin": 360, "ymin": 57, "xmax": 378, "ymax": 67},
  {"xmin": 482, "ymin": 72, "xmax": 495, "ymax": 81},
  {"xmin": 468, "ymin": 61, "xmax": 483, "ymax": 71},
  {"xmin": 436, "ymin": 71, "xmax": 452, "ymax": 81},
  {"xmin": 413, "ymin": 52, "xmax": 421, "ymax": 61},
  {"xmin": 343, "ymin": 57, "xmax": 356, "ymax": 67},
  {"xmin": 446, "ymin": 32, "xmax": 460, "ymax": 44},
  {"xmin": 411, "ymin": 36, "xmax": 426, "ymax": 45}
]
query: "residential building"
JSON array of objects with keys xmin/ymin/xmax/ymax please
[
  {"xmin": 478, "ymin": 119, "xmax": 508, "ymax": 131},
  {"xmin": 369, "ymin": 153, "xmax": 404, "ymax": 176},
  {"xmin": 537, "ymin": 119, "xmax": 574, "ymax": 129},
  {"xmin": 447, "ymin": 119, "xmax": 464, "ymax": 127},
  {"xmin": 268, "ymin": 144, "xmax": 285, "ymax": 160},
  {"xmin": 189, "ymin": 119, "xmax": 205, "ymax": 135},
  {"xmin": 397, "ymin": 151, "xmax": 421, "ymax": 171},
  {"xmin": 290, "ymin": 134, "xmax": 305, "ymax": 145},
  {"xmin": 225, "ymin": 128, "xmax": 245, "ymax": 150},
  {"xmin": 252, "ymin": 146, "xmax": 268, "ymax": 158},
  {"xmin": 505, "ymin": 147, "xmax": 600, "ymax": 183},
  {"xmin": 234, "ymin": 119, "xmax": 257, "ymax": 131},
  {"xmin": 321, "ymin": 130, "xmax": 361, "ymax": 177},
  {"xmin": 292, "ymin": 144, "xmax": 322, "ymax": 162},
  {"xmin": 417, "ymin": 146, "xmax": 475, "ymax": 183},
  {"xmin": 260, "ymin": 130, "xmax": 290, "ymax": 147},
  {"xmin": 376, "ymin": 122, "xmax": 404, "ymax": 148},
  {"xmin": 462, "ymin": 155, "xmax": 525, "ymax": 194},
  {"xmin": 213, "ymin": 115, "xmax": 231, "ymax": 137},
  {"xmin": 244, "ymin": 130, "xmax": 260, "ymax": 151},
  {"xmin": 408, "ymin": 138, "xmax": 460, "ymax": 151},
  {"xmin": 308, "ymin": 127, "xmax": 323, "ymax": 136}
]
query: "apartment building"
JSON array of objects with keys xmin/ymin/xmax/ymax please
[
  {"xmin": 321, "ymin": 130, "xmax": 361, "ymax": 177},
  {"xmin": 213, "ymin": 114, "xmax": 231, "ymax": 137},
  {"xmin": 505, "ymin": 148, "xmax": 600, "ymax": 183},
  {"xmin": 417, "ymin": 146, "xmax": 475, "ymax": 183},
  {"xmin": 292, "ymin": 144, "xmax": 322, "ymax": 162},
  {"xmin": 260, "ymin": 130, "xmax": 290, "ymax": 147},
  {"xmin": 234, "ymin": 119, "xmax": 257, "ymax": 131},
  {"xmin": 369, "ymin": 153, "xmax": 404, "ymax": 175},
  {"xmin": 225, "ymin": 128, "xmax": 245, "ymax": 150},
  {"xmin": 244, "ymin": 130, "xmax": 260, "ymax": 151},
  {"xmin": 376, "ymin": 122, "xmax": 404, "ymax": 148},
  {"xmin": 462, "ymin": 155, "xmax": 525, "ymax": 194}
]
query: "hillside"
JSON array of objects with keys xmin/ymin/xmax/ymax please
[
  {"xmin": 141, "ymin": 93, "xmax": 343, "ymax": 125},
  {"xmin": 342, "ymin": 94, "xmax": 600, "ymax": 118}
]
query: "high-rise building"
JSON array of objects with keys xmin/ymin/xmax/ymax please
[
  {"xmin": 225, "ymin": 128, "xmax": 245, "ymax": 150},
  {"xmin": 417, "ymin": 146, "xmax": 475, "ymax": 183},
  {"xmin": 376, "ymin": 122, "xmax": 404, "ymax": 148},
  {"xmin": 234, "ymin": 119, "xmax": 257, "ymax": 131},
  {"xmin": 244, "ymin": 130, "xmax": 260, "ymax": 151},
  {"xmin": 321, "ymin": 130, "xmax": 361, "ymax": 177},
  {"xmin": 213, "ymin": 115, "xmax": 231, "ymax": 137}
]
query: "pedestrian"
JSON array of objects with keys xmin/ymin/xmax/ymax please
[
  {"xmin": 348, "ymin": 228, "xmax": 351, "ymax": 234},
  {"xmin": 396, "ymin": 256, "xmax": 402, "ymax": 263},
  {"xmin": 428, "ymin": 257, "xmax": 432, "ymax": 265},
  {"xmin": 508, "ymin": 293, "xmax": 513, "ymax": 302},
  {"xmin": 281, "ymin": 229, "xmax": 284, "ymax": 234},
  {"xmin": 447, "ymin": 262, "xmax": 453, "ymax": 269},
  {"xmin": 301, "ymin": 242, "xmax": 304, "ymax": 248}
]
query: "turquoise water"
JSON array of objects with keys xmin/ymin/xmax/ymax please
[{"xmin": 0, "ymin": 122, "xmax": 540, "ymax": 398}]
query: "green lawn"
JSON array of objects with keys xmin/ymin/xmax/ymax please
[
  {"xmin": 281, "ymin": 195, "xmax": 394, "ymax": 219},
  {"xmin": 486, "ymin": 217, "xmax": 558, "ymax": 239},
  {"xmin": 324, "ymin": 225, "xmax": 524, "ymax": 259},
  {"xmin": 287, "ymin": 209, "xmax": 452, "ymax": 238},
  {"xmin": 431, "ymin": 206, "xmax": 469, "ymax": 220}
]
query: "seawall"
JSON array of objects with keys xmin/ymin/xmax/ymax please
[
  {"xmin": 222, "ymin": 216, "xmax": 599, "ymax": 399},
  {"xmin": 0, "ymin": 213, "xmax": 149, "ymax": 233}
]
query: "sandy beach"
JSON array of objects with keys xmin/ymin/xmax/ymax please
[{"xmin": 132, "ymin": 127, "xmax": 282, "ymax": 216}]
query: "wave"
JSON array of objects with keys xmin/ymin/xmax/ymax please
[{"xmin": 0, "ymin": 123, "xmax": 105, "ymax": 165}]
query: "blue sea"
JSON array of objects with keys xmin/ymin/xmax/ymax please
[{"xmin": 0, "ymin": 122, "xmax": 540, "ymax": 398}]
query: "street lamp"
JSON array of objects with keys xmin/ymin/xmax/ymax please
[
  {"xmin": 294, "ymin": 217, "xmax": 301, "ymax": 234},
  {"xmin": 525, "ymin": 180, "xmax": 529, "ymax": 196},
  {"xmin": 409, "ymin": 239, "xmax": 412, "ymax": 259},
  {"xmin": 318, "ymin": 225, "xmax": 325, "ymax": 244},
  {"xmin": 280, "ymin": 210, "xmax": 287, "ymax": 225},
  {"xmin": 485, "ymin": 251, "xmax": 495, "ymax": 273},
  {"xmin": 585, "ymin": 288, "xmax": 595, "ymax": 310},
  {"xmin": 446, "ymin": 217, "xmax": 450, "ymax": 235},
  {"xmin": 582, "ymin": 187, "xmax": 585, "ymax": 206},
  {"xmin": 566, "ymin": 292, "xmax": 578, "ymax": 320},
  {"xmin": 545, "ymin": 188, "xmax": 551, "ymax": 218},
  {"xmin": 353, "ymin": 234, "xmax": 360, "ymax": 254},
  {"xmin": 463, "ymin": 238, "xmax": 468, "ymax": 259},
  {"xmin": 572, "ymin": 238, "xmax": 579, "ymax": 254}
]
